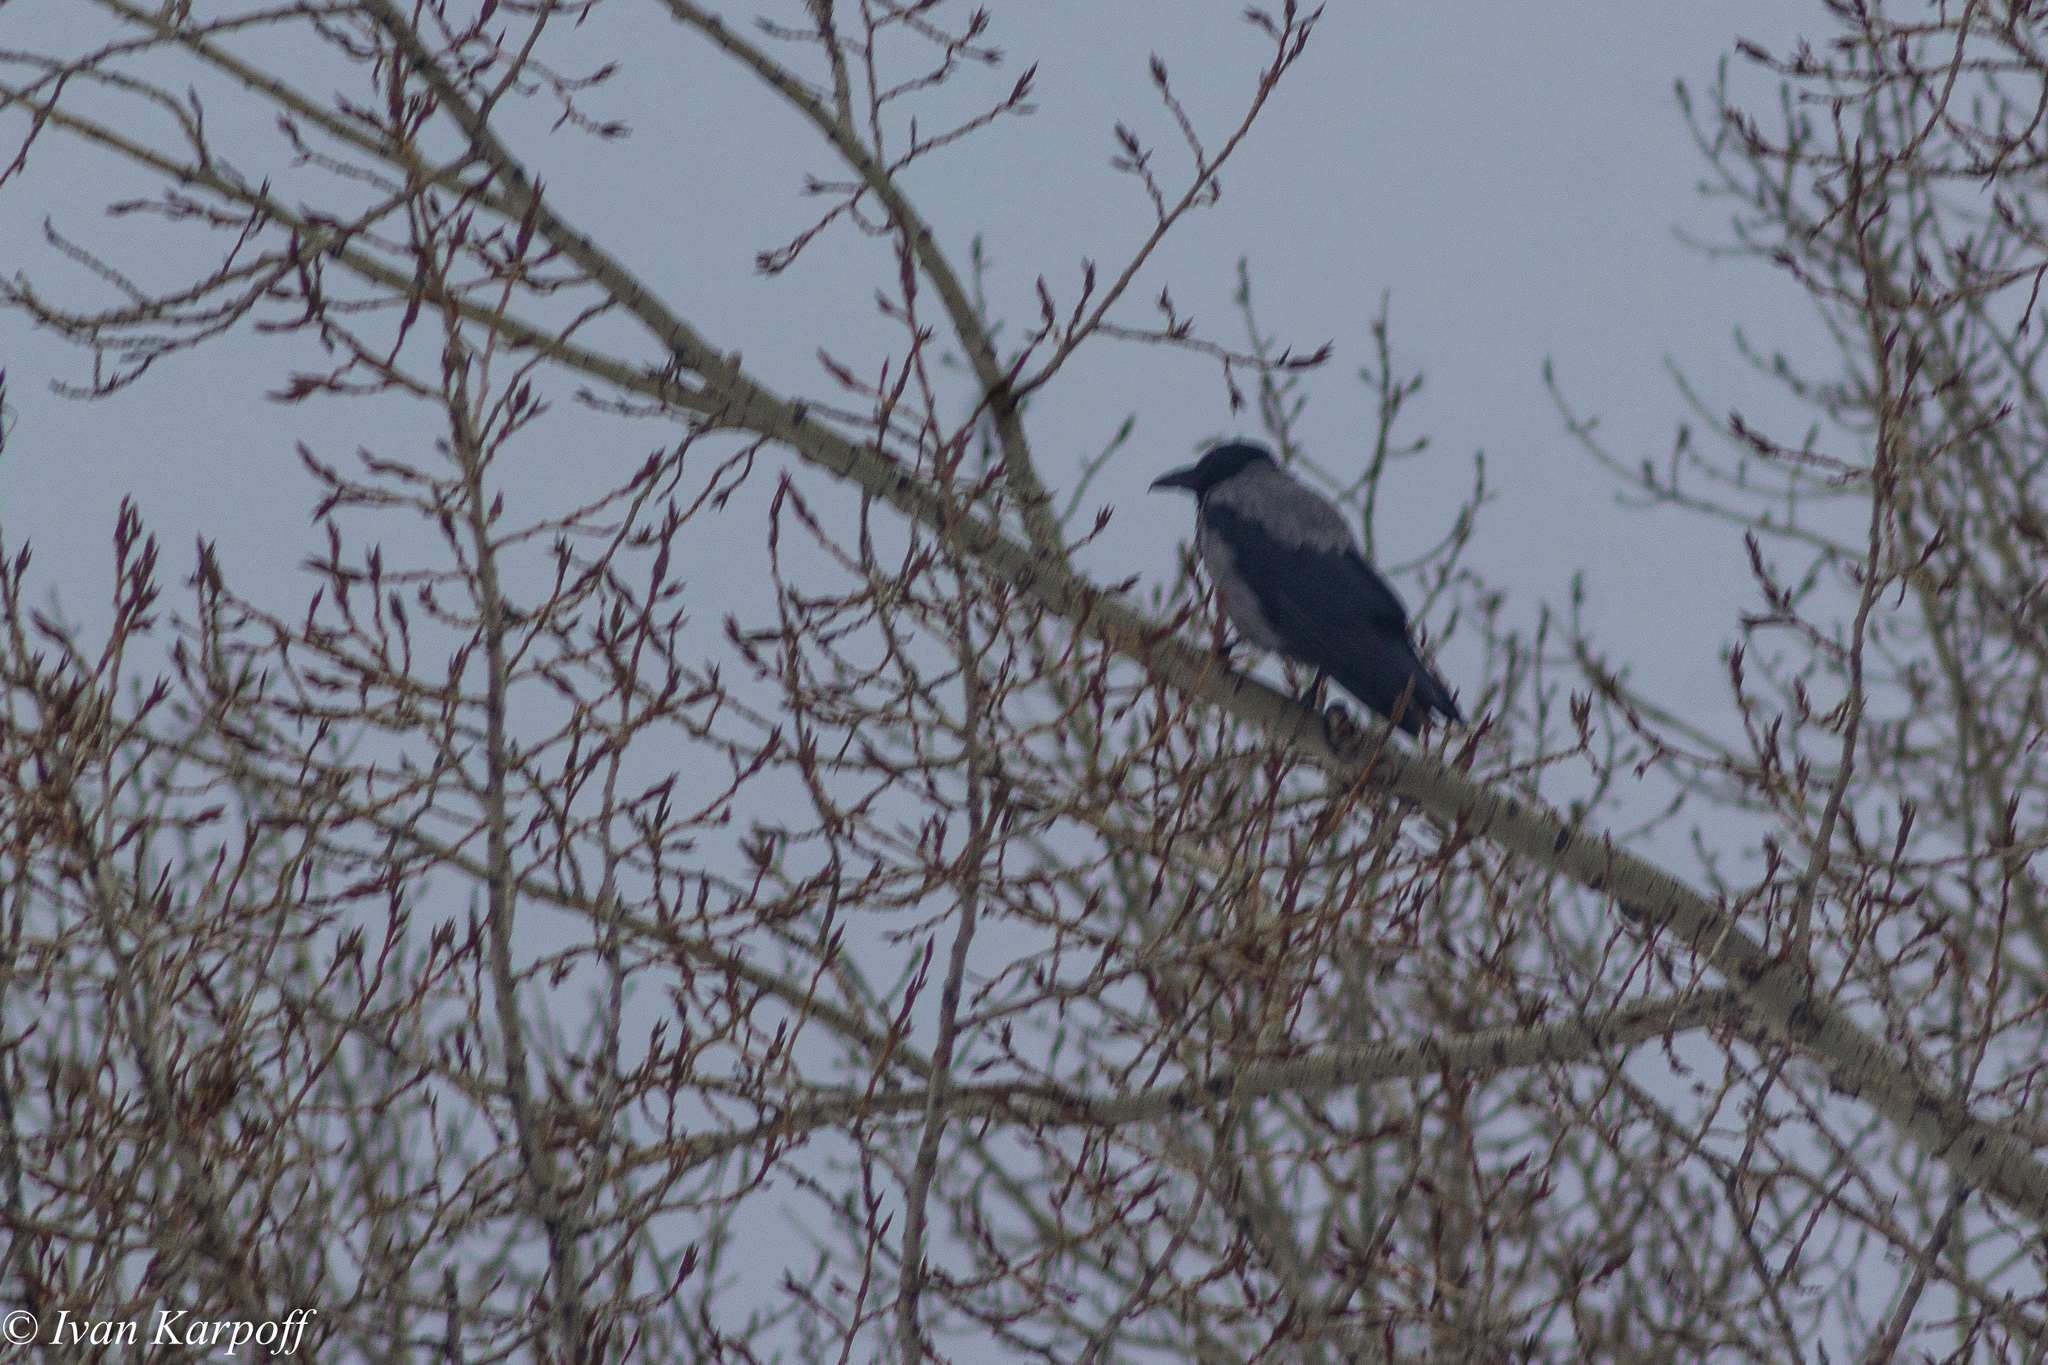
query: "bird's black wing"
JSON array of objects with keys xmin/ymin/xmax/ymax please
[{"xmin": 1204, "ymin": 503, "xmax": 1459, "ymax": 732}]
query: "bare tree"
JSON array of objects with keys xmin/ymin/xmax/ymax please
[{"xmin": 1, "ymin": 3, "xmax": 2045, "ymax": 1362}]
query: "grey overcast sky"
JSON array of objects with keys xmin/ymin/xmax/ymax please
[{"xmin": 1, "ymin": 2, "xmax": 1824, "ymax": 765}]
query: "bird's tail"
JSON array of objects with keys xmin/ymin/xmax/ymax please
[
  {"xmin": 1407, "ymin": 653, "xmax": 1462, "ymax": 728},
  {"xmin": 1330, "ymin": 644, "xmax": 1461, "ymax": 736}
]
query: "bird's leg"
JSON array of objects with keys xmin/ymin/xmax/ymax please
[
  {"xmin": 1305, "ymin": 668, "xmax": 1367, "ymax": 751},
  {"xmin": 1292, "ymin": 666, "xmax": 1339, "ymax": 724}
]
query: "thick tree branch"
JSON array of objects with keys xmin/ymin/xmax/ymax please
[{"xmin": 665, "ymin": 992, "xmax": 1742, "ymax": 1169}]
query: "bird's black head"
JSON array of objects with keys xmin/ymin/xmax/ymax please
[{"xmin": 1150, "ymin": 441, "xmax": 1276, "ymax": 497}]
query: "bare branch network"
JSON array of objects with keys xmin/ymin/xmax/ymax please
[{"xmin": 1, "ymin": 2, "xmax": 2045, "ymax": 1362}]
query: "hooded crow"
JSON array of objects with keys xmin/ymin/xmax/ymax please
[{"xmin": 1152, "ymin": 441, "xmax": 1461, "ymax": 734}]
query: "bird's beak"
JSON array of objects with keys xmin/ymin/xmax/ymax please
[{"xmin": 1150, "ymin": 465, "xmax": 1199, "ymax": 493}]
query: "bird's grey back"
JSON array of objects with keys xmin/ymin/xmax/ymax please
[{"xmin": 1200, "ymin": 460, "xmax": 1357, "ymax": 555}]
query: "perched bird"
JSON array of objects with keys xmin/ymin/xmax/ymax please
[{"xmin": 1151, "ymin": 441, "xmax": 1461, "ymax": 734}]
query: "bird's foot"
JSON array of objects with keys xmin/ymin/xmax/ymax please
[{"xmin": 1307, "ymin": 667, "xmax": 1332, "ymax": 712}]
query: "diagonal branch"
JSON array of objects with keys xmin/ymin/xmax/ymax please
[{"xmin": 658, "ymin": 0, "xmax": 1063, "ymax": 560}]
